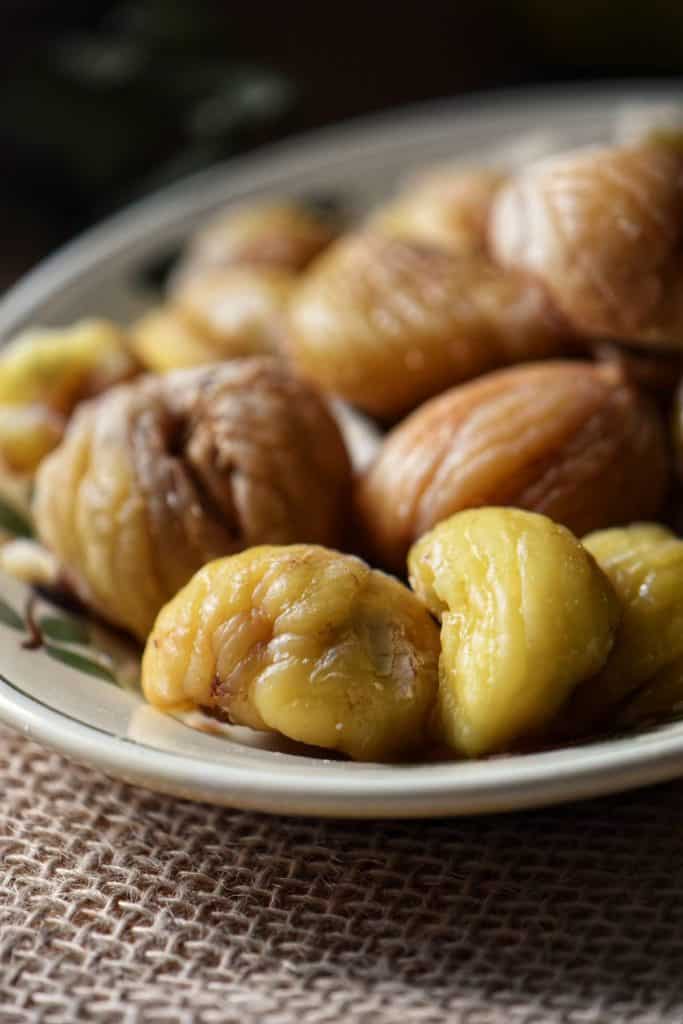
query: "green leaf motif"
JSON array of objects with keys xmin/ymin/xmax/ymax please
[
  {"xmin": 45, "ymin": 645, "xmax": 117, "ymax": 684},
  {"xmin": 0, "ymin": 497, "xmax": 33, "ymax": 539},
  {"xmin": 39, "ymin": 615, "xmax": 90, "ymax": 646},
  {"xmin": 0, "ymin": 596, "xmax": 24, "ymax": 632}
]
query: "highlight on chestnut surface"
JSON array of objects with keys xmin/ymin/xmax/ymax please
[
  {"xmin": 490, "ymin": 140, "xmax": 683, "ymax": 347},
  {"xmin": 408, "ymin": 507, "xmax": 619, "ymax": 757},
  {"xmin": 32, "ymin": 358, "xmax": 352, "ymax": 639},
  {"xmin": 143, "ymin": 544, "xmax": 440, "ymax": 761},
  {"xmin": 286, "ymin": 231, "xmax": 569, "ymax": 420},
  {"xmin": 356, "ymin": 360, "xmax": 669, "ymax": 572}
]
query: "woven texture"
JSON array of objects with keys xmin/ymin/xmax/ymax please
[{"xmin": 2, "ymin": 724, "xmax": 683, "ymax": 1023}]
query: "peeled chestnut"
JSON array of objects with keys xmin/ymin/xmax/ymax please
[
  {"xmin": 408, "ymin": 508, "xmax": 618, "ymax": 756},
  {"xmin": 132, "ymin": 266, "xmax": 294, "ymax": 372},
  {"xmin": 143, "ymin": 544, "xmax": 440, "ymax": 761},
  {"xmin": 0, "ymin": 319, "xmax": 138, "ymax": 474},
  {"xmin": 286, "ymin": 232, "xmax": 568, "ymax": 420},
  {"xmin": 369, "ymin": 166, "xmax": 506, "ymax": 253},
  {"xmin": 132, "ymin": 200, "xmax": 336, "ymax": 374},
  {"xmin": 356, "ymin": 360, "xmax": 669, "ymax": 572},
  {"xmin": 33, "ymin": 359, "xmax": 351, "ymax": 639},
  {"xmin": 567, "ymin": 524, "xmax": 683, "ymax": 731},
  {"xmin": 131, "ymin": 306, "xmax": 224, "ymax": 373},
  {"xmin": 174, "ymin": 200, "xmax": 337, "ymax": 279},
  {"xmin": 490, "ymin": 142, "xmax": 683, "ymax": 347}
]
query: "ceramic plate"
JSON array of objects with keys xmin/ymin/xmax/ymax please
[{"xmin": 2, "ymin": 81, "xmax": 683, "ymax": 818}]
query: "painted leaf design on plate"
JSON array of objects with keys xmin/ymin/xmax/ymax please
[
  {"xmin": 39, "ymin": 615, "xmax": 90, "ymax": 646},
  {"xmin": 0, "ymin": 596, "xmax": 25, "ymax": 632},
  {"xmin": 45, "ymin": 645, "xmax": 117, "ymax": 683}
]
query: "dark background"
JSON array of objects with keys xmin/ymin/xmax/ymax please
[{"xmin": 2, "ymin": 0, "xmax": 683, "ymax": 290}]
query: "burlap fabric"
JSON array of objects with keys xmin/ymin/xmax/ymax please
[{"xmin": 2, "ymin": 722, "xmax": 683, "ymax": 1024}]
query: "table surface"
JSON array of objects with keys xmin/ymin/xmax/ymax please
[
  {"xmin": 2, "ymin": 27, "xmax": 683, "ymax": 1020},
  {"xmin": 1, "ymin": 721, "xmax": 682, "ymax": 1024},
  {"xmin": 3, "ymin": 8, "xmax": 683, "ymax": 1019}
]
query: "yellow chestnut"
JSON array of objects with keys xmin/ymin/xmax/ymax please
[
  {"xmin": 369, "ymin": 166, "xmax": 506, "ymax": 252},
  {"xmin": 408, "ymin": 508, "xmax": 619, "ymax": 757},
  {"xmin": 33, "ymin": 359, "xmax": 352, "ymax": 639},
  {"xmin": 131, "ymin": 306, "xmax": 221, "ymax": 372},
  {"xmin": 143, "ymin": 545, "xmax": 440, "ymax": 761},
  {"xmin": 569, "ymin": 524, "xmax": 683, "ymax": 729},
  {"xmin": 0, "ymin": 319, "xmax": 137, "ymax": 472},
  {"xmin": 132, "ymin": 267, "xmax": 292, "ymax": 372}
]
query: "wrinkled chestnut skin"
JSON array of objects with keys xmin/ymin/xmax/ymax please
[
  {"xmin": 286, "ymin": 232, "xmax": 569, "ymax": 421},
  {"xmin": 133, "ymin": 201, "xmax": 336, "ymax": 374},
  {"xmin": 33, "ymin": 359, "xmax": 351, "ymax": 639},
  {"xmin": 174, "ymin": 200, "xmax": 337, "ymax": 279},
  {"xmin": 356, "ymin": 360, "xmax": 669, "ymax": 572},
  {"xmin": 490, "ymin": 143, "xmax": 683, "ymax": 347},
  {"xmin": 143, "ymin": 544, "xmax": 440, "ymax": 761},
  {"xmin": 369, "ymin": 166, "xmax": 506, "ymax": 253}
]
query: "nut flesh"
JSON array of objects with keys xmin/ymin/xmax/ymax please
[
  {"xmin": 133, "ymin": 268, "xmax": 293, "ymax": 373},
  {"xmin": 408, "ymin": 508, "xmax": 619, "ymax": 756},
  {"xmin": 32, "ymin": 359, "xmax": 351, "ymax": 639},
  {"xmin": 286, "ymin": 232, "xmax": 568, "ymax": 420},
  {"xmin": 0, "ymin": 319, "xmax": 137, "ymax": 472},
  {"xmin": 131, "ymin": 306, "xmax": 227, "ymax": 373},
  {"xmin": 143, "ymin": 544, "xmax": 440, "ymax": 761},
  {"xmin": 490, "ymin": 142, "xmax": 683, "ymax": 346},
  {"xmin": 173, "ymin": 266, "xmax": 294, "ymax": 350},
  {"xmin": 176, "ymin": 200, "xmax": 336, "ymax": 278},
  {"xmin": 568, "ymin": 524, "xmax": 683, "ymax": 729},
  {"xmin": 356, "ymin": 360, "xmax": 669, "ymax": 572},
  {"xmin": 133, "ymin": 200, "xmax": 336, "ymax": 374},
  {"xmin": 369, "ymin": 167, "xmax": 506, "ymax": 252}
]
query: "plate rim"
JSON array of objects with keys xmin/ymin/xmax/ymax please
[
  {"xmin": 2, "ymin": 78, "xmax": 683, "ymax": 816},
  {"xmin": 2, "ymin": 668, "xmax": 683, "ymax": 817}
]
